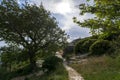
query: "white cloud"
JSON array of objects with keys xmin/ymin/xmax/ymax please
[
  {"xmin": 27, "ymin": 0, "xmax": 94, "ymax": 41},
  {"xmin": 0, "ymin": 0, "xmax": 94, "ymax": 47},
  {"xmin": 55, "ymin": 0, "xmax": 72, "ymax": 15}
]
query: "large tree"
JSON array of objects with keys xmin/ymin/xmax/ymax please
[
  {"xmin": 74, "ymin": 0, "xmax": 120, "ymax": 36},
  {"xmin": 0, "ymin": 0, "xmax": 67, "ymax": 69}
]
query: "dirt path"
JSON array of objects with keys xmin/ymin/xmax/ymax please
[
  {"xmin": 39, "ymin": 53, "xmax": 84, "ymax": 80},
  {"xmin": 56, "ymin": 51, "xmax": 84, "ymax": 80},
  {"xmin": 64, "ymin": 64, "xmax": 84, "ymax": 80}
]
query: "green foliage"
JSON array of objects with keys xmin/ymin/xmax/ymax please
[
  {"xmin": 90, "ymin": 35, "xmax": 99, "ymax": 39},
  {"xmin": 0, "ymin": 64, "xmax": 39, "ymax": 80},
  {"xmin": 28, "ymin": 64, "xmax": 68, "ymax": 80},
  {"xmin": 42, "ymin": 56, "xmax": 63, "ymax": 72},
  {"xmin": 0, "ymin": 0, "xmax": 67, "ymax": 69},
  {"xmin": 2, "ymin": 63, "xmax": 68, "ymax": 80},
  {"xmin": 89, "ymin": 40, "xmax": 112, "ymax": 55},
  {"xmin": 63, "ymin": 46, "xmax": 74, "ymax": 57},
  {"xmin": 74, "ymin": 0, "xmax": 120, "ymax": 35},
  {"xmin": 0, "ymin": 45, "xmax": 29, "ymax": 71},
  {"xmin": 0, "ymin": 67, "xmax": 10, "ymax": 80},
  {"xmin": 74, "ymin": 38, "xmax": 88, "ymax": 54},
  {"xmin": 13, "ymin": 65, "xmax": 33, "ymax": 76},
  {"xmin": 70, "ymin": 55, "xmax": 120, "ymax": 80},
  {"xmin": 99, "ymin": 32, "xmax": 120, "ymax": 41},
  {"xmin": 109, "ymin": 36, "xmax": 120, "ymax": 57},
  {"xmin": 82, "ymin": 39, "xmax": 97, "ymax": 53},
  {"xmin": 74, "ymin": 37, "xmax": 96, "ymax": 54}
]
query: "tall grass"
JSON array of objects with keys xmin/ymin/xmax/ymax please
[{"xmin": 70, "ymin": 55, "xmax": 120, "ymax": 80}]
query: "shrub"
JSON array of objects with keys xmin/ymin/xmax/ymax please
[
  {"xmin": 13, "ymin": 65, "xmax": 33, "ymax": 76},
  {"xmin": 0, "ymin": 67, "xmax": 9, "ymax": 80},
  {"xmin": 82, "ymin": 39, "xmax": 97, "ymax": 53},
  {"xmin": 74, "ymin": 38, "xmax": 89, "ymax": 54},
  {"xmin": 99, "ymin": 32, "xmax": 120, "ymax": 41},
  {"xmin": 74, "ymin": 38, "xmax": 96, "ymax": 54},
  {"xmin": 89, "ymin": 40, "xmax": 112, "ymax": 55},
  {"xmin": 4, "ymin": 64, "xmax": 34, "ymax": 79},
  {"xmin": 42, "ymin": 56, "xmax": 63, "ymax": 72},
  {"xmin": 63, "ymin": 46, "xmax": 74, "ymax": 56}
]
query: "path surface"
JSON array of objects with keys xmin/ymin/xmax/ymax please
[
  {"xmin": 64, "ymin": 64, "xmax": 84, "ymax": 80},
  {"xmin": 56, "ymin": 51, "xmax": 84, "ymax": 80}
]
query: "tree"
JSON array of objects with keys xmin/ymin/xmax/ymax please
[
  {"xmin": 0, "ymin": 44, "xmax": 24, "ymax": 71},
  {"xmin": 0, "ymin": 0, "xmax": 67, "ymax": 69},
  {"xmin": 74, "ymin": 0, "xmax": 120, "ymax": 35}
]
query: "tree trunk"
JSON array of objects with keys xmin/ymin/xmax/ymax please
[{"xmin": 28, "ymin": 51, "xmax": 37, "ymax": 70}]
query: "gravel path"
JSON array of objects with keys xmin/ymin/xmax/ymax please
[{"xmin": 64, "ymin": 64, "xmax": 84, "ymax": 80}]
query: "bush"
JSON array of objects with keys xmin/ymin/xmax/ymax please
[
  {"xmin": 63, "ymin": 45, "xmax": 75, "ymax": 59},
  {"xmin": 29, "ymin": 63, "xmax": 68, "ymax": 80},
  {"xmin": 74, "ymin": 38, "xmax": 89, "ymax": 54},
  {"xmin": 99, "ymin": 32, "xmax": 120, "ymax": 41},
  {"xmin": 82, "ymin": 39, "xmax": 97, "ymax": 53},
  {"xmin": 63, "ymin": 46, "xmax": 74, "ymax": 56},
  {"xmin": 13, "ymin": 65, "xmax": 33, "ymax": 76},
  {"xmin": 74, "ymin": 38, "xmax": 96, "ymax": 54},
  {"xmin": 89, "ymin": 40, "xmax": 112, "ymax": 55},
  {"xmin": 0, "ymin": 67, "xmax": 10, "ymax": 80},
  {"xmin": 42, "ymin": 56, "xmax": 63, "ymax": 72},
  {"xmin": 3, "ymin": 64, "xmax": 34, "ymax": 79}
]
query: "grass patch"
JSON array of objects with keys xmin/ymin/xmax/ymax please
[
  {"xmin": 70, "ymin": 55, "xmax": 120, "ymax": 80},
  {"xmin": 0, "ymin": 64, "xmax": 41, "ymax": 80},
  {"xmin": 0, "ymin": 60, "xmax": 68, "ymax": 80},
  {"xmin": 28, "ymin": 64, "xmax": 69, "ymax": 80}
]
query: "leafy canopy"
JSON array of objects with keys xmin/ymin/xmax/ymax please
[
  {"xmin": 74, "ymin": 0, "xmax": 120, "ymax": 35},
  {"xmin": 0, "ymin": 0, "xmax": 67, "ymax": 68}
]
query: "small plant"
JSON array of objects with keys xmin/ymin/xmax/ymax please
[{"xmin": 42, "ymin": 56, "xmax": 63, "ymax": 72}]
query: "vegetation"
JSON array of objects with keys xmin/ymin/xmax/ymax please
[
  {"xmin": 74, "ymin": 37, "xmax": 96, "ymax": 54},
  {"xmin": 42, "ymin": 56, "xmax": 63, "ymax": 72},
  {"xmin": 73, "ymin": 0, "xmax": 120, "ymax": 55},
  {"xmin": 0, "ymin": 0, "xmax": 120, "ymax": 80},
  {"xmin": 89, "ymin": 40, "xmax": 112, "ymax": 55},
  {"xmin": 63, "ymin": 45, "xmax": 74, "ymax": 55},
  {"xmin": 69, "ymin": 0, "xmax": 120, "ymax": 80},
  {"xmin": 99, "ymin": 32, "xmax": 120, "ymax": 41},
  {"xmin": 74, "ymin": 0, "xmax": 120, "ymax": 36},
  {"xmin": 0, "ymin": 64, "xmax": 37, "ymax": 80},
  {"xmin": 0, "ymin": 0, "xmax": 68, "ymax": 80},
  {"xmin": 74, "ymin": 38, "xmax": 89, "ymax": 54},
  {"xmin": 70, "ymin": 55, "xmax": 120, "ymax": 80},
  {"xmin": 0, "ymin": 44, "xmax": 29, "ymax": 71},
  {"xmin": 0, "ymin": 0, "xmax": 67, "ymax": 70},
  {"xmin": 0, "ymin": 66, "xmax": 9, "ymax": 80},
  {"xmin": 83, "ymin": 39, "xmax": 97, "ymax": 53},
  {"xmin": 29, "ymin": 64, "xmax": 68, "ymax": 80},
  {"xmin": 73, "ymin": 0, "xmax": 120, "ymax": 56},
  {"xmin": 63, "ymin": 44, "xmax": 75, "ymax": 59}
]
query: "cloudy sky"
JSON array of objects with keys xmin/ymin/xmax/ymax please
[
  {"xmin": 0, "ymin": 0, "xmax": 94, "ymax": 46},
  {"xmin": 26, "ymin": 0, "xmax": 95, "ymax": 41}
]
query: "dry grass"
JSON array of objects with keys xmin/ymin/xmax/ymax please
[{"xmin": 70, "ymin": 55, "xmax": 120, "ymax": 80}]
